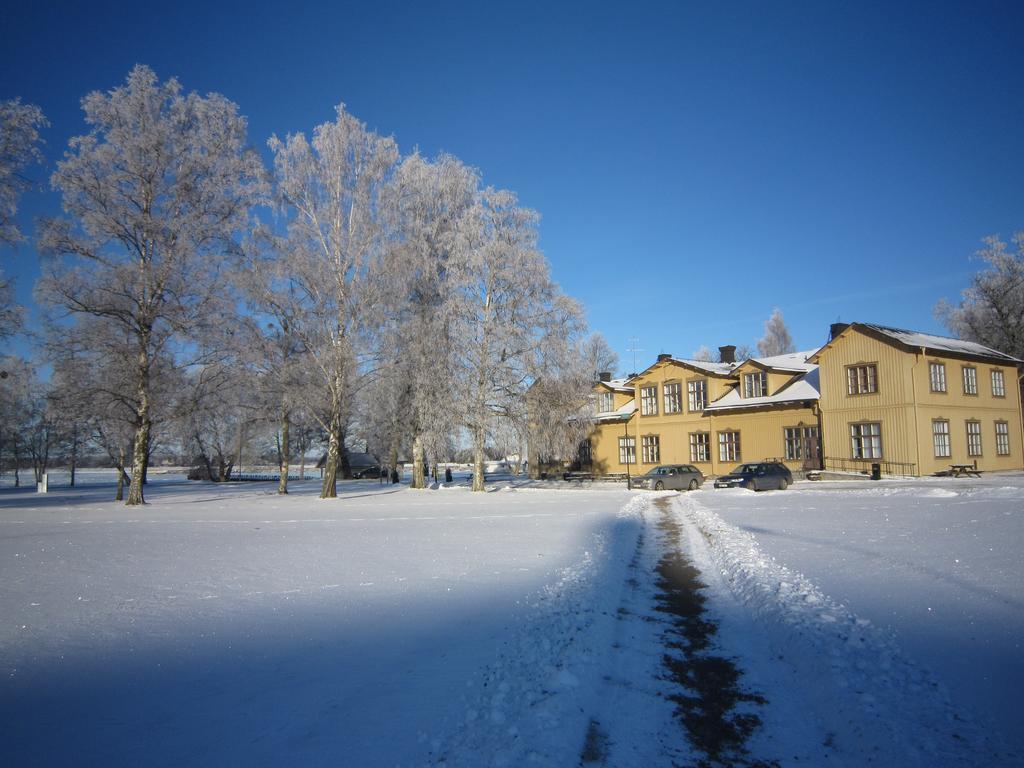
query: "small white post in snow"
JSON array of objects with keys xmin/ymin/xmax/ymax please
[{"xmin": 37, "ymin": 473, "xmax": 48, "ymax": 493}]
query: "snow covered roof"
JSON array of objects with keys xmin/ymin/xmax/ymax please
[
  {"xmin": 816, "ymin": 323, "xmax": 1021, "ymax": 364},
  {"xmin": 745, "ymin": 350, "xmax": 819, "ymax": 373},
  {"xmin": 704, "ymin": 368, "xmax": 820, "ymax": 412},
  {"xmin": 630, "ymin": 357, "xmax": 736, "ymax": 380},
  {"xmin": 597, "ymin": 378, "xmax": 634, "ymax": 394}
]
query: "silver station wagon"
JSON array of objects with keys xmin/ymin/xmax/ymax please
[{"xmin": 635, "ymin": 464, "xmax": 704, "ymax": 491}]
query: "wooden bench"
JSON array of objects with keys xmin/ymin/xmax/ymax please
[{"xmin": 949, "ymin": 464, "xmax": 982, "ymax": 478}]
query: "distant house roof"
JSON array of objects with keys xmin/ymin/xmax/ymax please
[{"xmin": 811, "ymin": 323, "xmax": 1022, "ymax": 365}]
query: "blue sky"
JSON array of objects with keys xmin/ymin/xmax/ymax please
[{"xmin": 2, "ymin": 0, "xmax": 1022, "ymax": 373}]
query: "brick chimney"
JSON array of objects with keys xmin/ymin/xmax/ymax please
[
  {"xmin": 830, "ymin": 322, "xmax": 850, "ymax": 341},
  {"xmin": 718, "ymin": 345, "xmax": 736, "ymax": 364},
  {"xmin": 598, "ymin": 372, "xmax": 612, "ymax": 382},
  {"xmin": 657, "ymin": 353, "xmax": 671, "ymax": 362}
]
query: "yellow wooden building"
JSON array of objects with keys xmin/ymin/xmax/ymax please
[
  {"xmin": 810, "ymin": 323, "xmax": 1023, "ymax": 476},
  {"xmin": 585, "ymin": 323, "xmax": 1023, "ymax": 479}
]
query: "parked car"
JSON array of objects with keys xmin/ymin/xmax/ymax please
[
  {"xmin": 634, "ymin": 464, "xmax": 704, "ymax": 491},
  {"xmin": 713, "ymin": 461, "xmax": 793, "ymax": 491},
  {"xmin": 352, "ymin": 465, "xmax": 382, "ymax": 479}
]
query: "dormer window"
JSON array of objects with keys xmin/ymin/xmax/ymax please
[
  {"xmin": 743, "ymin": 371, "xmax": 768, "ymax": 398},
  {"xmin": 598, "ymin": 391, "xmax": 614, "ymax": 413}
]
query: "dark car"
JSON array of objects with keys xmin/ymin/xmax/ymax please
[
  {"xmin": 634, "ymin": 464, "xmax": 704, "ymax": 491},
  {"xmin": 352, "ymin": 465, "xmax": 382, "ymax": 479},
  {"xmin": 713, "ymin": 461, "xmax": 793, "ymax": 491}
]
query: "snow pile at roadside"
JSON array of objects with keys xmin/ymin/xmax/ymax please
[
  {"xmin": 674, "ymin": 492, "xmax": 1002, "ymax": 766},
  {"xmin": 432, "ymin": 495, "xmax": 649, "ymax": 766}
]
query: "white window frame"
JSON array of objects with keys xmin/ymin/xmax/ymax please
[
  {"xmin": 689, "ymin": 432, "xmax": 710, "ymax": 463},
  {"xmin": 744, "ymin": 371, "xmax": 768, "ymax": 398},
  {"xmin": 966, "ymin": 420, "xmax": 982, "ymax": 457},
  {"xmin": 850, "ymin": 422, "xmax": 882, "ymax": 459},
  {"xmin": 992, "ymin": 369, "xmax": 1006, "ymax": 398},
  {"xmin": 929, "ymin": 362, "xmax": 947, "ymax": 393},
  {"xmin": 846, "ymin": 364, "xmax": 878, "ymax": 395},
  {"xmin": 641, "ymin": 434, "xmax": 660, "ymax": 464},
  {"xmin": 640, "ymin": 385, "xmax": 658, "ymax": 416},
  {"xmin": 598, "ymin": 391, "xmax": 614, "ymax": 413},
  {"xmin": 718, "ymin": 431, "xmax": 741, "ymax": 463},
  {"xmin": 618, "ymin": 436, "xmax": 636, "ymax": 465},
  {"xmin": 995, "ymin": 421, "xmax": 1010, "ymax": 456},
  {"xmin": 932, "ymin": 420, "xmax": 951, "ymax": 458},
  {"xmin": 663, "ymin": 381, "xmax": 682, "ymax": 414},
  {"xmin": 687, "ymin": 379, "xmax": 707, "ymax": 412},
  {"xmin": 962, "ymin": 366, "xmax": 978, "ymax": 396}
]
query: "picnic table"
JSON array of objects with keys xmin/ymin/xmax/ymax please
[{"xmin": 949, "ymin": 464, "xmax": 982, "ymax": 478}]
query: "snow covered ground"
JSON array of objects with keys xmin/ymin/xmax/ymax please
[{"xmin": 1, "ymin": 472, "xmax": 1021, "ymax": 766}]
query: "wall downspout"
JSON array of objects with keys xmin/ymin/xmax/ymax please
[{"xmin": 912, "ymin": 348, "xmax": 924, "ymax": 477}]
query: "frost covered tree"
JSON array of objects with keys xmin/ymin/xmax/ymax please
[
  {"xmin": 268, "ymin": 104, "xmax": 399, "ymax": 498},
  {"xmin": 237, "ymin": 229, "xmax": 311, "ymax": 494},
  {"xmin": 692, "ymin": 345, "xmax": 714, "ymax": 363},
  {"xmin": 0, "ymin": 98, "xmax": 48, "ymax": 339},
  {"xmin": 524, "ymin": 331, "xmax": 599, "ymax": 479},
  {"xmin": 936, "ymin": 232, "xmax": 1024, "ymax": 361},
  {"xmin": 382, "ymin": 152, "xmax": 479, "ymax": 488},
  {"xmin": 43, "ymin": 315, "xmax": 181, "ymax": 499},
  {"xmin": 0, "ymin": 98, "xmax": 48, "ymax": 247},
  {"xmin": 0, "ymin": 355, "xmax": 34, "ymax": 485},
  {"xmin": 579, "ymin": 332, "xmax": 619, "ymax": 380},
  {"xmin": 757, "ymin": 308, "xmax": 795, "ymax": 357},
  {"xmin": 450, "ymin": 188, "xmax": 584, "ymax": 491},
  {"xmin": 37, "ymin": 65, "xmax": 265, "ymax": 504}
]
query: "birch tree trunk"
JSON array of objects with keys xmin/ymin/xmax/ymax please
[
  {"xmin": 411, "ymin": 433, "xmax": 425, "ymax": 489},
  {"xmin": 322, "ymin": 411, "xmax": 341, "ymax": 498},
  {"xmin": 126, "ymin": 341, "xmax": 151, "ymax": 506},
  {"xmin": 116, "ymin": 446, "xmax": 126, "ymax": 501},
  {"xmin": 278, "ymin": 410, "xmax": 290, "ymax": 495}
]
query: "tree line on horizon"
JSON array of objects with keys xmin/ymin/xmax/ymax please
[{"xmin": 1, "ymin": 67, "xmax": 1022, "ymax": 502}]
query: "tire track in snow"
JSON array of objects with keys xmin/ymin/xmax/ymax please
[{"xmin": 671, "ymin": 492, "xmax": 1008, "ymax": 767}]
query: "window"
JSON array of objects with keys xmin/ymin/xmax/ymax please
[
  {"xmin": 663, "ymin": 381, "xmax": 682, "ymax": 414},
  {"xmin": 932, "ymin": 420, "xmax": 950, "ymax": 458},
  {"xmin": 846, "ymin": 364, "xmax": 878, "ymax": 395},
  {"xmin": 784, "ymin": 426, "xmax": 820, "ymax": 461},
  {"xmin": 640, "ymin": 385, "xmax": 658, "ymax": 416},
  {"xmin": 929, "ymin": 362, "xmax": 947, "ymax": 393},
  {"xmin": 687, "ymin": 379, "xmax": 707, "ymax": 412},
  {"xmin": 962, "ymin": 366, "xmax": 977, "ymax": 395},
  {"xmin": 641, "ymin": 435, "xmax": 660, "ymax": 464},
  {"xmin": 744, "ymin": 371, "xmax": 768, "ymax": 398},
  {"xmin": 966, "ymin": 421, "xmax": 982, "ymax": 457},
  {"xmin": 689, "ymin": 432, "xmax": 710, "ymax": 463},
  {"xmin": 598, "ymin": 391, "xmax": 614, "ymax": 413},
  {"xmin": 718, "ymin": 431, "xmax": 741, "ymax": 462},
  {"xmin": 850, "ymin": 422, "xmax": 882, "ymax": 459},
  {"xmin": 618, "ymin": 436, "xmax": 635, "ymax": 465},
  {"xmin": 992, "ymin": 369, "xmax": 1006, "ymax": 398},
  {"xmin": 995, "ymin": 421, "xmax": 1010, "ymax": 456}
]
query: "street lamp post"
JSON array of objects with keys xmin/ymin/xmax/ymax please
[{"xmin": 623, "ymin": 419, "xmax": 631, "ymax": 490}]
